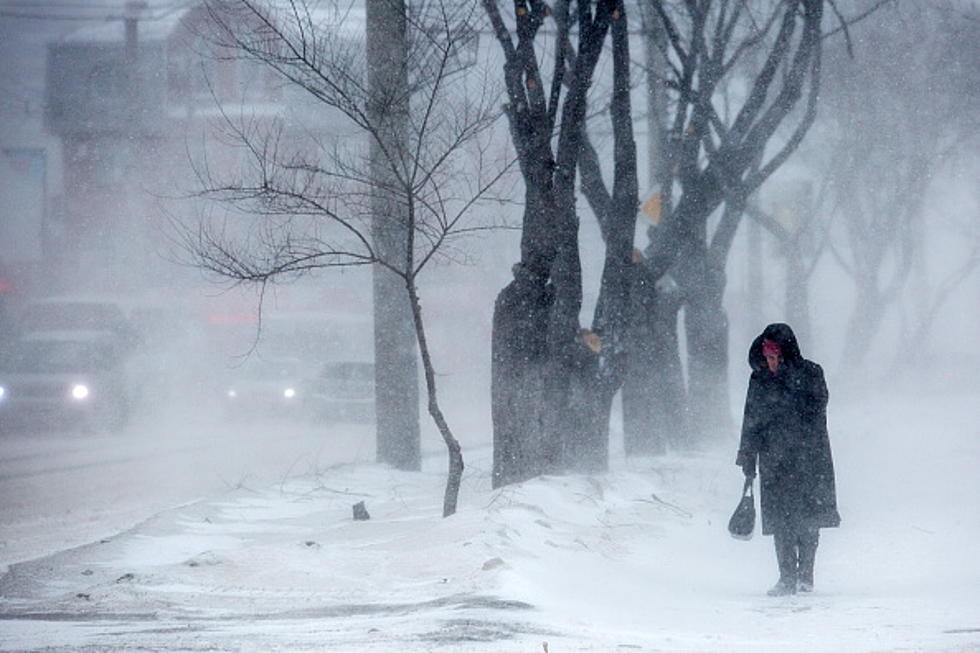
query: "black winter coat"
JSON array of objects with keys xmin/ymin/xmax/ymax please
[{"xmin": 736, "ymin": 323, "xmax": 841, "ymax": 535}]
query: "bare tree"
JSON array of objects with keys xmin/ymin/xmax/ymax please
[
  {"xmin": 484, "ymin": 0, "xmax": 633, "ymax": 487},
  {"xmin": 617, "ymin": 1, "xmax": 687, "ymax": 456},
  {"xmin": 633, "ymin": 0, "xmax": 827, "ymax": 439},
  {"xmin": 819, "ymin": 0, "xmax": 980, "ymax": 370},
  {"xmin": 178, "ymin": 0, "xmax": 506, "ymax": 516},
  {"xmin": 576, "ymin": 2, "xmax": 641, "ymax": 458},
  {"xmin": 548, "ymin": 0, "xmax": 642, "ymax": 474},
  {"xmin": 744, "ymin": 174, "xmax": 836, "ymax": 347}
]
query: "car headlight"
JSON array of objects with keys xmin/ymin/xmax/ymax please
[
  {"xmin": 283, "ymin": 387, "xmax": 296, "ymax": 399},
  {"xmin": 0, "ymin": 385, "xmax": 6, "ymax": 401},
  {"xmin": 227, "ymin": 389, "xmax": 238, "ymax": 399},
  {"xmin": 71, "ymin": 384, "xmax": 90, "ymax": 401}
]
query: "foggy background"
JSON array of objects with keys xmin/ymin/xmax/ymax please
[
  {"xmin": 0, "ymin": 1, "xmax": 976, "ymax": 468},
  {"xmin": 0, "ymin": 2, "xmax": 978, "ymax": 649}
]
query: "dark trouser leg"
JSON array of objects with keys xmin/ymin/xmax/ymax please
[
  {"xmin": 797, "ymin": 527, "xmax": 819, "ymax": 587},
  {"xmin": 773, "ymin": 528, "xmax": 799, "ymax": 585}
]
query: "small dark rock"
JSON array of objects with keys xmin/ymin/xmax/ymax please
[{"xmin": 353, "ymin": 501, "xmax": 370, "ymax": 521}]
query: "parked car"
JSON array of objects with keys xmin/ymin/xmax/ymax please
[
  {"xmin": 309, "ymin": 361, "xmax": 375, "ymax": 423},
  {"xmin": 220, "ymin": 356, "xmax": 312, "ymax": 420},
  {"xmin": 0, "ymin": 331, "xmax": 132, "ymax": 433}
]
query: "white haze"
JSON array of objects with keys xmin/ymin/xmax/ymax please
[
  {"xmin": 0, "ymin": 1, "xmax": 978, "ymax": 650},
  {"xmin": 0, "ymin": 391, "xmax": 977, "ymax": 651}
]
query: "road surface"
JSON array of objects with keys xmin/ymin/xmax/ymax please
[{"xmin": 0, "ymin": 410, "xmax": 374, "ymax": 572}]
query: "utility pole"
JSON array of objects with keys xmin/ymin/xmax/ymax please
[
  {"xmin": 124, "ymin": 1, "xmax": 145, "ymax": 127},
  {"xmin": 118, "ymin": 0, "xmax": 146, "ymax": 290},
  {"xmin": 365, "ymin": 0, "xmax": 421, "ymax": 471}
]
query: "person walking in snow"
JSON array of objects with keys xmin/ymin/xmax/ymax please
[{"xmin": 736, "ymin": 323, "xmax": 841, "ymax": 596}]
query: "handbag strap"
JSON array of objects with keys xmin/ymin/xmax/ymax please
[{"xmin": 742, "ymin": 476, "xmax": 754, "ymax": 497}]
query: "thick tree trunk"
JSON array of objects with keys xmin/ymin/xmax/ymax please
[
  {"xmin": 621, "ymin": 267, "xmax": 659, "ymax": 456},
  {"xmin": 491, "ymin": 140, "xmax": 566, "ymax": 487},
  {"xmin": 683, "ymin": 296, "xmax": 731, "ymax": 439},
  {"xmin": 620, "ymin": 3, "xmax": 683, "ymax": 458},
  {"xmin": 547, "ymin": 2, "xmax": 638, "ymax": 472},
  {"xmin": 622, "ymin": 271, "xmax": 688, "ymax": 455},
  {"xmin": 491, "ymin": 264, "xmax": 554, "ymax": 488},
  {"xmin": 487, "ymin": 0, "xmax": 617, "ymax": 488},
  {"xmin": 679, "ymin": 244, "xmax": 732, "ymax": 441},
  {"xmin": 541, "ymin": 215, "xmax": 585, "ymax": 476},
  {"xmin": 650, "ymin": 291, "xmax": 690, "ymax": 447},
  {"xmin": 366, "ymin": 0, "xmax": 420, "ymax": 470},
  {"xmin": 558, "ymin": 340, "xmax": 610, "ymax": 474}
]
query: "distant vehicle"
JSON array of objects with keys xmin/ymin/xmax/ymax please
[
  {"xmin": 221, "ymin": 356, "xmax": 311, "ymax": 420},
  {"xmin": 16, "ymin": 295, "xmax": 140, "ymax": 350},
  {"xmin": 204, "ymin": 309, "xmax": 376, "ymax": 423},
  {"xmin": 0, "ymin": 331, "xmax": 132, "ymax": 433},
  {"xmin": 309, "ymin": 361, "xmax": 375, "ymax": 423}
]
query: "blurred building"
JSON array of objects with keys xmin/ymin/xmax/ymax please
[
  {"xmin": 0, "ymin": 1, "xmax": 69, "ymax": 310},
  {"xmin": 41, "ymin": 1, "xmax": 289, "ymax": 295}
]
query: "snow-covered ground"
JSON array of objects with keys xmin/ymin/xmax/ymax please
[
  {"xmin": 0, "ymin": 413, "xmax": 376, "ymax": 574},
  {"xmin": 1, "ymin": 387, "xmax": 978, "ymax": 652}
]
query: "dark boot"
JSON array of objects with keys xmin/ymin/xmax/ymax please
[
  {"xmin": 769, "ymin": 529, "xmax": 798, "ymax": 596},
  {"xmin": 797, "ymin": 528, "xmax": 819, "ymax": 592}
]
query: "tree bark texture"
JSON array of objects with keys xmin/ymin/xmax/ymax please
[
  {"xmin": 622, "ymin": 269, "xmax": 688, "ymax": 455},
  {"xmin": 491, "ymin": 268, "xmax": 554, "ymax": 488},
  {"xmin": 576, "ymin": 2, "xmax": 639, "ymax": 465},
  {"xmin": 485, "ymin": 0, "xmax": 619, "ymax": 486}
]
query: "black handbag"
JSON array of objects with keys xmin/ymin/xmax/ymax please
[{"xmin": 728, "ymin": 477, "xmax": 756, "ymax": 540}]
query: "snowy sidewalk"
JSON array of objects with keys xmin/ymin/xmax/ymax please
[{"xmin": 1, "ymin": 392, "xmax": 978, "ymax": 652}]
